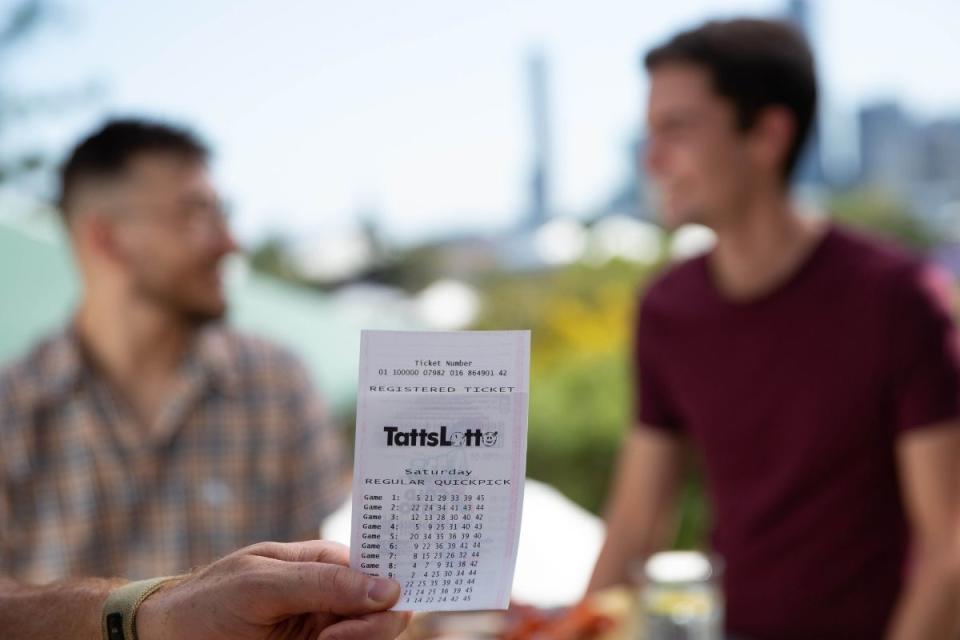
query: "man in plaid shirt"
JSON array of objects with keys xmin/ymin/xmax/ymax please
[{"xmin": 0, "ymin": 119, "xmax": 346, "ymax": 584}]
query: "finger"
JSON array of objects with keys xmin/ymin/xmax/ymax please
[
  {"xmin": 317, "ymin": 611, "xmax": 411, "ymax": 640},
  {"xmin": 260, "ymin": 561, "xmax": 402, "ymax": 618},
  {"xmin": 244, "ymin": 540, "xmax": 350, "ymax": 566}
]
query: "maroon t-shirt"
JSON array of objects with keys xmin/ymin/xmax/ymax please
[{"xmin": 635, "ymin": 225, "xmax": 960, "ymax": 639}]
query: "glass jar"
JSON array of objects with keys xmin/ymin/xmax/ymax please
[{"xmin": 638, "ymin": 551, "xmax": 723, "ymax": 640}]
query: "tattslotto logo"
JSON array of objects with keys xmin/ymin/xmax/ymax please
[{"xmin": 383, "ymin": 425, "xmax": 499, "ymax": 447}]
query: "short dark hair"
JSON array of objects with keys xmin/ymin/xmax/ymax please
[
  {"xmin": 644, "ymin": 18, "xmax": 817, "ymax": 181},
  {"xmin": 58, "ymin": 118, "xmax": 209, "ymax": 218}
]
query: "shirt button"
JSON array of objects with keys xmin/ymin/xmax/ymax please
[{"xmin": 201, "ymin": 479, "xmax": 233, "ymax": 507}]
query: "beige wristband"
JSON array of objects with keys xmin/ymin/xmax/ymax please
[{"xmin": 101, "ymin": 576, "xmax": 178, "ymax": 640}]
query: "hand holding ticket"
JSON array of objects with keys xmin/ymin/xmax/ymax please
[{"xmin": 350, "ymin": 330, "xmax": 530, "ymax": 611}]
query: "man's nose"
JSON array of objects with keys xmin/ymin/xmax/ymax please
[
  {"xmin": 215, "ymin": 226, "xmax": 239, "ymax": 256},
  {"xmin": 643, "ymin": 136, "xmax": 667, "ymax": 180},
  {"xmin": 203, "ymin": 216, "xmax": 239, "ymax": 257}
]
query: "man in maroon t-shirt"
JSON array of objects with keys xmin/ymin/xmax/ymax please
[{"xmin": 587, "ymin": 19, "xmax": 960, "ymax": 640}]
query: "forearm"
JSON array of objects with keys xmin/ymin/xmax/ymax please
[
  {"xmin": 886, "ymin": 553, "xmax": 960, "ymax": 640},
  {"xmin": 587, "ymin": 515, "xmax": 671, "ymax": 593},
  {"xmin": 0, "ymin": 576, "xmax": 124, "ymax": 640},
  {"xmin": 588, "ymin": 537, "xmax": 647, "ymax": 593},
  {"xmin": 889, "ymin": 425, "xmax": 960, "ymax": 639},
  {"xmin": 587, "ymin": 429, "xmax": 682, "ymax": 594}
]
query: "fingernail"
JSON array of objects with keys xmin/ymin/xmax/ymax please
[{"xmin": 367, "ymin": 577, "xmax": 399, "ymax": 603}]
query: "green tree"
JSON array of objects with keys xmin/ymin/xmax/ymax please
[
  {"xmin": 248, "ymin": 236, "xmax": 306, "ymax": 284},
  {"xmin": 1, "ymin": 2, "xmax": 53, "ymax": 184},
  {"xmin": 471, "ymin": 259, "xmax": 710, "ymax": 547},
  {"xmin": 830, "ymin": 188, "xmax": 935, "ymax": 249},
  {"xmin": 1, "ymin": 1, "xmax": 97, "ymax": 190}
]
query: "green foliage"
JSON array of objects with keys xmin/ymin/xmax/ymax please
[
  {"xmin": 471, "ymin": 262, "xmax": 644, "ymax": 508},
  {"xmin": 0, "ymin": 1, "xmax": 48, "ymax": 53},
  {"xmin": 673, "ymin": 464, "xmax": 710, "ymax": 550},
  {"xmin": 830, "ymin": 188, "xmax": 935, "ymax": 249},
  {"xmin": 471, "ymin": 259, "xmax": 710, "ymax": 547},
  {"xmin": 473, "ymin": 260, "xmax": 649, "ymax": 369},
  {"xmin": 363, "ymin": 245, "xmax": 446, "ymax": 292},
  {"xmin": 1, "ymin": 1, "xmax": 98, "ymax": 188},
  {"xmin": 525, "ymin": 351, "xmax": 631, "ymax": 514},
  {"xmin": 248, "ymin": 236, "xmax": 306, "ymax": 284},
  {"xmin": 1, "ymin": 2, "xmax": 53, "ymax": 184}
]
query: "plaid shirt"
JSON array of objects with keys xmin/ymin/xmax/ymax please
[{"xmin": 0, "ymin": 325, "xmax": 345, "ymax": 583}]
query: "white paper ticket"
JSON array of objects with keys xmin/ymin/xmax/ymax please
[{"xmin": 350, "ymin": 330, "xmax": 530, "ymax": 611}]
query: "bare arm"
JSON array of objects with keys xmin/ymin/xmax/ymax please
[
  {"xmin": 0, "ymin": 541, "xmax": 408, "ymax": 640},
  {"xmin": 586, "ymin": 426, "xmax": 684, "ymax": 593},
  {"xmin": 0, "ymin": 576, "xmax": 122, "ymax": 639},
  {"xmin": 886, "ymin": 422, "xmax": 960, "ymax": 640}
]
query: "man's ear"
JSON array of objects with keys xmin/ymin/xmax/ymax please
[
  {"xmin": 74, "ymin": 213, "xmax": 131, "ymax": 267},
  {"xmin": 749, "ymin": 105, "xmax": 796, "ymax": 179}
]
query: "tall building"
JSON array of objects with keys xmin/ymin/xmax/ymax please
[
  {"xmin": 923, "ymin": 118, "xmax": 960, "ymax": 183},
  {"xmin": 785, "ymin": 0, "xmax": 825, "ymax": 186},
  {"xmin": 858, "ymin": 101, "xmax": 960, "ymax": 224},
  {"xmin": 596, "ymin": 136, "xmax": 650, "ymax": 221},
  {"xmin": 858, "ymin": 102, "xmax": 920, "ymax": 190},
  {"xmin": 526, "ymin": 51, "xmax": 552, "ymax": 229}
]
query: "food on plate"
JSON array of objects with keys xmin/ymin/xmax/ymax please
[{"xmin": 499, "ymin": 600, "xmax": 616, "ymax": 639}]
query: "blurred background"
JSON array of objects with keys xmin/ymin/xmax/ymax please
[{"xmin": 2, "ymin": 0, "xmax": 959, "ymax": 560}]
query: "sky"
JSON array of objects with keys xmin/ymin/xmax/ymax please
[{"xmin": 5, "ymin": 0, "xmax": 960, "ymax": 245}]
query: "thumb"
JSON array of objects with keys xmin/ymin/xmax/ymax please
[{"xmin": 259, "ymin": 560, "xmax": 402, "ymax": 618}]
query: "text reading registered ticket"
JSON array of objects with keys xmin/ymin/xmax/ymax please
[{"xmin": 350, "ymin": 330, "xmax": 530, "ymax": 611}]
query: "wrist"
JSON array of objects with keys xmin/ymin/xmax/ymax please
[
  {"xmin": 102, "ymin": 576, "xmax": 182, "ymax": 640},
  {"xmin": 133, "ymin": 580, "xmax": 169, "ymax": 640},
  {"xmin": 135, "ymin": 576, "xmax": 188, "ymax": 640}
]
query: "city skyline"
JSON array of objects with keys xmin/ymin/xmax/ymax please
[{"xmin": 5, "ymin": 0, "xmax": 960, "ymax": 244}]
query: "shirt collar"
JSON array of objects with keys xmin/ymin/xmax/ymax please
[
  {"xmin": 30, "ymin": 325, "xmax": 86, "ymax": 407},
  {"xmin": 30, "ymin": 322, "xmax": 243, "ymax": 408},
  {"xmin": 189, "ymin": 324, "xmax": 243, "ymax": 396}
]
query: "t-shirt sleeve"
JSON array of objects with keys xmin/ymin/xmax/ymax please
[
  {"xmin": 890, "ymin": 265, "xmax": 960, "ymax": 433},
  {"xmin": 633, "ymin": 295, "xmax": 684, "ymax": 434}
]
